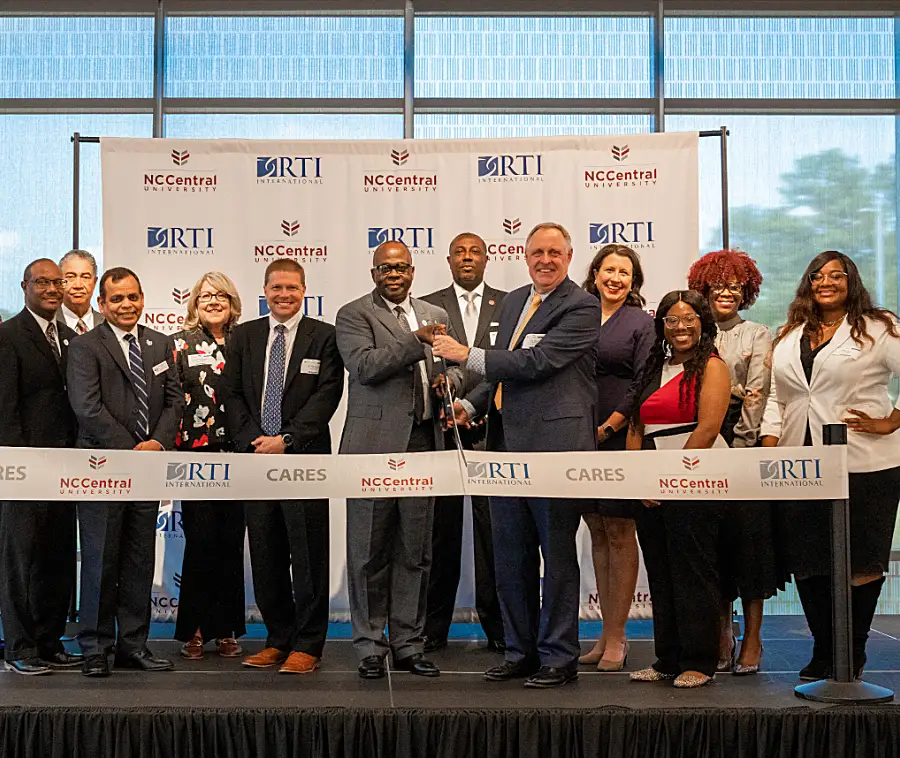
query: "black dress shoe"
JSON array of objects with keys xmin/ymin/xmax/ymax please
[
  {"xmin": 799, "ymin": 657, "xmax": 832, "ymax": 681},
  {"xmin": 524, "ymin": 666, "xmax": 578, "ymax": 689},
  {"xmin": 4, "ymin": 657, "xmax": 51, "ymax": 676},
  {"xmin": 82, "ymin": 655, "xmax": 110, "ymax": 678},
  {"xmin": 114, "ymin": 649, "xmax": 174, "ymax": 672},
  {"xmin": 392, "ymin": 653, "xmax": 440, "ymax": 677},
  {"xmin": 423, "ymin": 636, "xmax": 448, "ymax": 654},
  {"xmin": 357, "ymin": 655, "xmax": 386, "ymax": 679},
  {"xmin": 484, "ymin": 659, "xmax": 540, "ymax": 681},
  {"xmin": 41, "ymin": 651, "xmax": 85, "ymax": 669},
  {"xmin": 485, "ymin": 638, "xmax": 507, "ymax": 653}
]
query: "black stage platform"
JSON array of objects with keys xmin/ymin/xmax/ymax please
[{"xmin": 1, "ymin": 616, "xmax": 900, "ymax": 757}]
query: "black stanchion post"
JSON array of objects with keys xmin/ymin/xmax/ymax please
[{"xmin": 795, "ymin": 423, "xmax": 893, "ymax": 703}]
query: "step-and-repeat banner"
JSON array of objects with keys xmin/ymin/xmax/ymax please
[{"xmin": 101, "ymin": 132, "xmax": 699, "ymax": 622}]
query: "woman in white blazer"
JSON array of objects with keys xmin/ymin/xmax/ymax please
[{"xmin": 761, "ymin": 250, "xmax": 900, "ymax": 682}]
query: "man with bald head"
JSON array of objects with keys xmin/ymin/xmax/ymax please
[
  {"xmin": 336, "ymin": 240, "xmax": 463, "ymax": 680},
  {"xmin": 420, "ymin": 232, "xmax": 507, "ymax": 654}
]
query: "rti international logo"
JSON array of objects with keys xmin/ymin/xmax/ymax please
[
  {"xmin": 466, "ymin": 460, "xmax": 531, "ymax": 488},
  {"xmin": 256, "ymin": 156, "xmax": 323, "ymax": 185},
  {"xmin": 368, "ymin": 226, "xmax": 435, "ymax": 256},
  {"xmin": 657, "ymin": 455, "xmax": 729, "ymax": 496},
  {"xmin": 59, "ymin": 454, "xmax": 132, "ymax": 496},
  {"xmin": 143, "ymin": 148, "xmax": 218, "ymax": 194},
  {"xmin": 258, "ymin": 294, "xmax": 324, "ymax": 318},
  {"xmin": 759, "ymin": 458, "xmax": 824, "ymax": 489},
  {"xmin": 363, "ymin": 148, "xmax": 438, "ymax": 194},
  {"xmin": 147, "ymin": 226, "xmax": 215, "ymax": 257},
  {"xmin": 588, "ymin": 221, "xmax": 656, "ymax": 251},
  {"xmin": 584, "ymin": 144, "xmax": 659, "ymax": 191},
  {"xmin": 253, "ymin": 220, "xmax": 328, "ymax": 264},
  {"xmin": 360, "ymin": 457, "xmax": 434, "ymax": 495},
  {"xmin": 165, "ymin": 461, "xmax": 231, "ymax": 490},
  {"xmin": 477, "ymin": 154, "xmax": 544, "ymax": 184},
  {"xmin": 484, "ymin": 217, "xmax": 527, "ymax": 262},
  {"xmin": 156, "ymin": 502, "xmax": 183, "ymax": 540}
]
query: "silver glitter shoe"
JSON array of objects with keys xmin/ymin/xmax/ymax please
[
  {"xmin": 673, "ymin": 671, "xmax": 714, "ymax": 688},
  {"xmin": 630, "ymin": 666, "xmax": 677, "ymax": 682}
]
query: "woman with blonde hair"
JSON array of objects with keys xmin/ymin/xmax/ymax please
[{"xmin": 170, "ymin": 272, "xmax": 247, "ymax": 661}]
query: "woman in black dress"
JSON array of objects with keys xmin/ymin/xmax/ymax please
[
  {"xmin": 171, "ymin": 271, "xmax": 247, "ymax": 660},
  {"xmin": 578, "ymin": 245, "xmax": 654, "ymax": 672}
]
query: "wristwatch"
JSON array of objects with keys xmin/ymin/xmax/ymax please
[
  {"xmin": 281, "ymin": 433, "xmax": 294, "ymax": 449},
  {"xmin": 601, "ymin": 424, "xmax": 616, "ymax": 441}
]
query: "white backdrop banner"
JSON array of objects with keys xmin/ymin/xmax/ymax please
[{"xmin": 100, "ymin": 132, "xmax": 700, "ymax": 622}]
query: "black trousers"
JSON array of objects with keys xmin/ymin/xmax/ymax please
[
  {"xmin": 0, "ymin": 501, "xmax": 76, "ymax": 661},
  {"xmin": 77, "ymin": 501, "xmax": 158, "ymax": 658},
  {"xmin": 174, "ymin": 500, "xmax": 247, "ymax": 642},
  {"xmin": 637, "ymin": 501, "xmax": 726, "ymax": 677},
  {"xmin": 245, "ymin": 499, "xmax": 329, "ymax": 657},
  {"xmin": 424, "ymin": 493, "xmax": 504, "ymax": 643}
]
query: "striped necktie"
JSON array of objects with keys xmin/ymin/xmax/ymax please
[
  {"xmin": 75, "ymin": 318, "xmax": 87, "ymax": 335},
  {"xmin": 124, "ymin": 333, "xmax": 149, "ymax": 441}
]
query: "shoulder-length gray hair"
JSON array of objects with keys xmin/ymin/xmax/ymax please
[{"xmin": 183, "ymin": 271, "xmax": 242, "ymax": 332}]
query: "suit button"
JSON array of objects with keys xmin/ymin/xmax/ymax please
[{"xmin": 408, "ymin": 411, "xmax": 414, "ymax": 417}]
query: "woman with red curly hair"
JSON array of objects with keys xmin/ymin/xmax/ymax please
[{"xmin": 688, "ymin": 249, "xmax": 780, "ymax": 677}]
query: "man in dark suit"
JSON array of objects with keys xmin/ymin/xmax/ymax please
[
  {"xmin": 336, "ymin": 240, "xmax": 464, "ymax": 680},
  {"xmin": 57, "ymin": 249, "xmax": 104, "ymax": 334},
  {"xmin": 434, "ymin": 222, "xmax": 600, "ymax": 689},
  {"xmin": 67, "ymin": 267, "xmax": 184, "ymax": 677},
  {"xmin": 421, "ymin": 232, "xmax": 506, "ymax": 654},
  {"xmin": 223, "ymin": 259, "xmax": 343, "ymax": 675},
  {"xmin": 0, "ymin": 259, "xmax": 83, "ymax": 675}
]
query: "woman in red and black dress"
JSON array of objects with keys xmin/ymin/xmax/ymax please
[{"xmin": 627, "ymin": 290, "xmax": 731, "ymax": 688}]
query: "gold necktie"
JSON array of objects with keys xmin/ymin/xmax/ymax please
[{"xmin": 494, "ymin": 293, "xmax": 542, "ymax": 410}]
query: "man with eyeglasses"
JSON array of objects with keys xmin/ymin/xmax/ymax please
[
  {"xmin": 57, "ymin": 249, "xmax": 104, "ymax": 335},
  {"xmin": 335, "ymin": 240, "xmax": 465, "ymax": 680},
  {"xmin": 0, "ymin": 259, "xmax": 82, "ymax": 675}
]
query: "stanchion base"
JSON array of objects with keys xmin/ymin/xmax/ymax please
[{"xmin": 795, "ymin": 678, "xmax": 894, "ymax": 704}]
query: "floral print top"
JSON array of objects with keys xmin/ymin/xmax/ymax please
[{"xmin": 171, "ymin": 327, "xmax": 230, "ymax": 451}]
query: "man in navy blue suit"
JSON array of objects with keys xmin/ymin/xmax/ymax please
[{"xmin": 433, "ymin": 222, "xmax": 600, "ymax": 689}]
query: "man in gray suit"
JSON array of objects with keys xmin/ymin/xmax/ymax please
[
  {"xmin": 57, "ymin": 249, "xmax": 104, "ymax": 334},
  {"xmin": 336, "ymin": 240, "xmax": 462, "ymax": 680}
]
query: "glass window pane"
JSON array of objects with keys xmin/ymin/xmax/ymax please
[
  {"xmin": 666, "ymin": 18, "xmax": 895, "ymax": 99},
  {"xmin": 415, "ymin": 17, "xmax": 652, "ymax": 98},
  {"xmin": 415, "ymin": 114, "xmax": 652, "ymax": 139},
  {"xmin": 0, "ymin": 17, "xmax": 153, "ymax": 98},
  {"xmin": 165, "ymin": 113, "xmax": 403, "ymax": 140},
  {"xmin": 166, "ymin": 16, "xmax": 403, "ymax": 99},
  {"xmin": 0, "ymin": 115, "xmax": 152, "ymax": 317}
]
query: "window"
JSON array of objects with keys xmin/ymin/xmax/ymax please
[
  {"xmin": 415, "ymin": 114, "xmax": 652, "ymax": 139},
  {"xmin": 165, "ymin": 113, "xmax": 403, "ymax": 140}
]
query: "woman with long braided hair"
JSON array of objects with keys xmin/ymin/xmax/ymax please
[{"xmin": 627, "ymin": 290, "xmax": 731, "ymax": 688}]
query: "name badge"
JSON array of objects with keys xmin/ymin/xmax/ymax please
[
  {"xmin": 834, "ymin": 346, "xmax": 862, "ymax": 359},
  {"xmin": 152, "ymin": 360, "xmax": 170, "ymax": 376},
  {"xmin": 188, "ymin": 353, "xmax": 215, "ymax": 367},
  {"xmin": 522, "ymin": 333, "xmax": 545, "ymax": 349},
  {"xmin": 301, "ymin": 358, "xmax": 321, "ymax": 375}
]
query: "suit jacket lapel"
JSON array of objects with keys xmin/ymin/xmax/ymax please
[
  {"xmin": 370, "ymin": 290, "xmax": 406, "ymax": 338},
  {"xmin": 20, "ymin": 310, "xmax": 61, "ymax": 375},
  {"xmin": 810, "ymin": 318, "xmax": 852, "ymax": 386},
  {"xmin": 523, "ymin": 279, "xmax": 570, "ymax": 339},
  {"xmin": 98, "ymin": 322, "xmax": 133, "ymax": 382},
  {"xmin": 136, "ymin": 325, "xmax": 155, "ymax": 386},
  {"xmin": 284, "ymin": 317, "xmax": 314, "ymax": 389},
  {"xmin": 497, "ymin": 287, "xmax": 530, "ymax": 350},
  {"xmin": 248, "ymin": 319, "xmax": 268, "ymax": 414},
  {"xmin": 473, "ymin": 285, "xmax": 500, "ymax": 348},
  {"xmin": 438, "ymin": 287, "xmax": 467, "ymax": 347}
]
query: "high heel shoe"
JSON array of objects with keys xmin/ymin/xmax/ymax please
[
  {"xmin": 597, "ymin": 641, "xmax": 629, "ymax": 672},
  {"xmin": 733, "ymin": 646, "xmax": 764, "ymax": 676},
  {"xmin": 716, "ymin": 635, "xmax": 736, "ymax": 673},
  {"xmin": 578, "ymin": 641, "xmax": 605, "ymax": 665}
]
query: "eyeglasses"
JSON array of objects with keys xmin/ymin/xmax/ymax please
[
  {"xmin": 372, "ymin": 263, "xmax": 413, "ymax": 275},
  {"xmin": 711, "ymin": 282, "xmax": 742, "ymax": 296},
  {"xmin": 809, "ymin": 271, "xmax": 848, "ymax": 284},
  {"xmin": 28, "ymin": 278, "xmax": 66, "ymax": 290},
  {"xmin": 663, "ymin": 314, "xmax": 700, "ymax": 328},
  {"xmin": 197, "ymin": 292, "xmax": 231, "ymax": 304}
]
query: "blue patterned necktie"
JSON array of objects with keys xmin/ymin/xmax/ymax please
[
  {"xmin": 124, "ymin": 333, "xmax": 149, "ymax": 441},
  {"xmin": 262, "ymin": 323, "xmax": 286, "ymax": 436}
]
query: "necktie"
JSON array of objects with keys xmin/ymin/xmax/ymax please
[
  {"xmin": 124, "ymin": 333, "xmax": 149, "ymax": 440},
  {"xmin": 394, "ymin": 306, "xmax": 425, "ymax": 423},
  {"xmin": 76, "ymin": 318, "xmax": 87, "ymax": 335},
  {"xmin": 261, "ymin": 324, "xmax": 286, "ymax": 436},
  {"xmin": 494, "ymin": 293, "xmax": 543, "ymax": 411},
  {"xmin": 45, "ymin": 321, "xmax": 61, "ymax": 363},
  {"xmin": 462, "ymin": 291, "xmax": 478, "ymax": 346}
]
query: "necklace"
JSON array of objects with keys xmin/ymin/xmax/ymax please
[{"xmin": 822, "ymin": 314, "xmax": 845, "ymax": 328}]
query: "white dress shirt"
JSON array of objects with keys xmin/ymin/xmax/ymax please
[
  {"xmin": 261, "ymin": 311, "xmax": 303, "ymax": 408},
  {"xmin": 108, "ymin": 322, "xmax": 141, "ymax": 363},
  {"xmin": 61, "ymin": 304, "xmax": 94, "ymax": 332},
  {"xmin": 27, "ymin": 308, "xmax": 60, "ymax": 351},
  {"xmin": 382, "ymin": 294, "xmax": 432, "ymax": 420},
  {"xmin": 452, "ymin": 280, "xmax": 485, "ymax": 346}
]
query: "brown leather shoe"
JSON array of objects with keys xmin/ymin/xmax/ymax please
[
  {"xmin": 180, "ymin": 635, "xmax": 204, "ymax": 661},
  {"xmin": 216, "ymin": 638, "xmax": 243, "ymax": 658},
  {"xmin": 278, "ymin": 651, "xmax": 320, "ymax": 675},
  {"xmin": 242, "ymin": 647, "xmax": 288, "ymax": 668}
]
